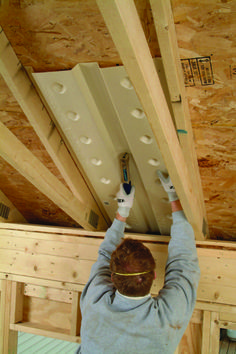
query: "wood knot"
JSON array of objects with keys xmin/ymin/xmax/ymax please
[{"xmin": 72, "ymin": 271, "xmax": 78, "ymax": 278}]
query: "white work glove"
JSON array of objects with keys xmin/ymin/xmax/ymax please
[
  {"xmin": 157, "ymin": 171, "xmax": 178, "ymax": 202},
  {"xmin": 116, "ymin": 183, "xmax": 135, "ymax": 218}
]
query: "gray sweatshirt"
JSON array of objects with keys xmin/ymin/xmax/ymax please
[{"xmin": 77, "ymin": 211, "xmax": 200, "ymax": 354}]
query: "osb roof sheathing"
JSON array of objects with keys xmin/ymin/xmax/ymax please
[{"xmin": 0, "ymin": 0, "xmax": 235, "ymax": 239}]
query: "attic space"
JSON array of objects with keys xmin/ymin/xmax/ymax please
[{"xmin": 0, "ymin": 1, "xmax": 235, "ymax": 238}]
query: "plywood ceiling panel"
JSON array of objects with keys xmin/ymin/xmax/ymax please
[
  {"xmin": 171, "ymin": 0, "xmax": 236, "ymax": 240},
  {"xmin": 0, "ymin": 0, "xmax": 160, "ymax": 71}
]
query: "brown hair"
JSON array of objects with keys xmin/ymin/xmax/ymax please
[{"xmin": 110, "ymin": 238, "xmax": 156, "ymax": 297}]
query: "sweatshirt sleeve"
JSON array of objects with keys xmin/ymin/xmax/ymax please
[
  {"xmin": 156, "ymin": 210, "xmax": 201, "ymax": 328},
  {"xmin": 80, "ymin": 219, "xmax": 126, "ymax": 308}
]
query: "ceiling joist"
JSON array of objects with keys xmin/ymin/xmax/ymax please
[
  {"xmin": 96, "ymin": 0, "xmax": 206, "ymax": 240},
  {"xmin": 0, "ymin": 27, "xmax": 109, "ymax": 231}
]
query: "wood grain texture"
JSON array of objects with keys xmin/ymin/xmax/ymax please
[
  {"xmin": 0, "ymin": 157, "xmax": 80, "ymax": 227},
  {"xmin": 0, "ymin": 224, "xmax": 236, "ymax": 305},
  {"xmin": 23, "ymin": 296, "xmax": 72, "ymax": 332},
  {"xmin": 0, "ymin": 0, "xmax": 159, "ymax": 71}
]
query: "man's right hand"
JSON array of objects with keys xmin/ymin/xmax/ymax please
[{"xmin": 157, "ymin": 171, "xmax": 178, "ymax": 202}]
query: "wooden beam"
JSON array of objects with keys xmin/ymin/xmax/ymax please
[
  {"xmin": 219, "ymin": 321, "xmax": 236, "ymax": 331},
  {"xmin": 0, "ymin": 121, "xmax": 106, "ymax": 230},
  {"xmin": 0, "ymin": 280, "xmax": 18, "ymax": 354},
  {"xmin": 24, "ymin": 284, "xmax": 73, "ymax": 304},
  {"xmin": 0, "ymin": 221, "xmax": 235, "ymax": 249},
  {"xmin": 0, "ymin": 27, "xmax": 109, "ymax": 230},
  {"xmin": 0, "ymin": 223, "xmax": 236, "ymax": 305},
  {"xmin": 10, "ymin": 282, "xmax": 24, "ymax": 324},
  {"xmin": 210, "ymin": 312, "xmax": 220, "ymax": 354},
  {"xmin": 201, "ymin": 310, "xmax": 211, "ymax": 354},
  {"xmin": 96, "ymin": 0, "xmax": 205, "ymax": 239},
  {"xmin": 196, "ymin": 302, "xmax": 236, "ymax": 314},
  {"xmin": 71, "ymin": 292, "xmax": 82, "ymax": 336},
  {"xmin": 149, "ymin": 0, "xmax": 208, "ymax": 235},
  {"xmin": 0, "ymin": 273, "xmax": 84, "ymax": 293}
]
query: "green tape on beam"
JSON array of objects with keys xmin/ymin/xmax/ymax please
[{"xmin": 177, "ymin": 129, "xmax": 188, "ymax": 134}]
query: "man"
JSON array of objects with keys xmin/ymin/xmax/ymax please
[{"xmin": 77, "ymin": 172, "xmax": 200, "ymax": 354}]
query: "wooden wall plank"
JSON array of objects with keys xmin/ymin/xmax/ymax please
[
  {"xmin": 0, "ymin": 233, "xmax": 99, "ymax": 260},
  {"xmin": 96, "ymin": 0, "xmax": 205, "ymax": 239},
  {"xmin": 24, "ymin": 284, "xmax": 73, "ymax": 304},
  {"xmin": 0, "ymin": 225, "xmax": 236, "ymax": 306},
  {"xmin": 0, "ymin": 248, "xmax": 92, "ymax": 284},
  {"xmin": 23, "ymin": 296, "xmax": 72, "ymax": 332},
  {"xmin": 1, "ymin": 222, "xmax": 236, "ymax": 249},
  {"xmin": 0, "ymin": 273, "xmax": 84, "ymax": 293}
]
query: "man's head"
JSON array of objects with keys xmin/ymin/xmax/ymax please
[{"xmin": 110, "ymin": 238, "xmax": 156, "ymax": 297}]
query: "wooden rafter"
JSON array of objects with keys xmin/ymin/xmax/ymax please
[
  {"xmin": 96, "ymin": 0, "xmax": 206, "ymax": 239},
  {"xmin": 0, "ymin": 122, "xmax": 106, "ymax": 231},
  {"xmin": 149, "ymin": 0, "xmax": 208, "ymax": 235},
  {"xmin": 0, "ymin": 27, "xmax": 109, "ymax": 230}
]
